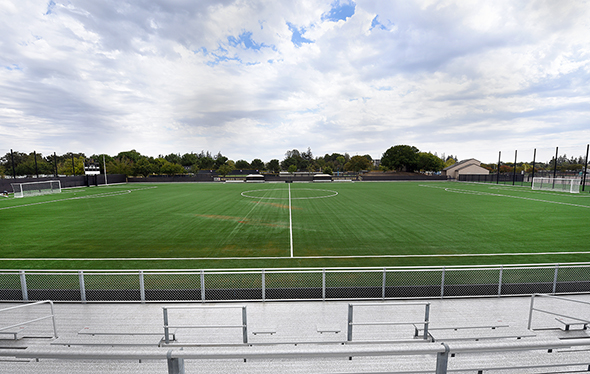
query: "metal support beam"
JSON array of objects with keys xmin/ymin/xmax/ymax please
[
  {"xmin": 200, "ymin": 270, "xmax": 205, "ymax": 302},
  {"xmin": 440, "ymin": 267, "xmax": 445, "ymax": 299},
  {"xmin": 435, "ymin": 343, "xmax": 450, "ymax": 374},
  {"xmin": 139, "ymin": 271, "xmax": 145, "ymax": 304},
  {"xmin": 19, "ymin": 271, "xmax": 28, "ymax": 302},
  {"xmin": 382, "ymin": 268, "xmax": 386, "ymax": 300},
  {"xmin": 78, "ymin": 271, "xmax": 86, "ymax": 303},
  {"xmin": 167, "ymin": 350, "xmax": 185, "ymax": 374},
  {"xmin": 322, "ymin": 269, "xmax": 326, "ymax": 301},
  {"xmin": 261, "ymin": 269, "xmax": 265, "ymax": 302}
]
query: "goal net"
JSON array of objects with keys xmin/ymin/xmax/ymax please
[
  {"xmin": 531, "ymin": 177, "xmax": 581, "ymax": 194},
  {"xmin": 11, "ymin": 180, "xmax": 62, "ymax": 198}
]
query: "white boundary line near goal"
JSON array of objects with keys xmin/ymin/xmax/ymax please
[
  {"xmin": 3, "ymin": 251, "xmax": 590, "ymax": 262},
  {"xmin": 419, "ymin": 184, "xmax": 590, "ymax": 209},
  {"xmin": 289, "ymin": 183, "xmax": 294, "ymax": 258},
  {"xmin": 0, "ymin": 186, "xmax": 157, "ymax": 211}
]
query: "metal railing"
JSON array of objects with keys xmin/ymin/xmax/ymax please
[
  {"xmin": 528, "ymin": 293, "xmax": 590, "ymax": 330},
  {"xmin": 0, "ymin": 300, "xmax": 58, "ymax": 338},
  {"xmin": 347, "ymin": 302, "xmax": 430, "ymax": 341},
  {"xmin": 162, "ymin": 305, "xmax": 248, "ymax": 344},
  {"xmin": 3, "ymin": 338, "xmax": 590, "ymax": 374},
  {"xmin": 1, "ymin": 263, "xmax": 590, "ymax": 303}
]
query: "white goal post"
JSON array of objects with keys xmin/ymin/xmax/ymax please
[
  {"xmin": 532, "ymin": 177, "xmax": 581, "ymax": 194},
  {"xmin": 11, "ymin": 180, "xmax": 62, "ymax": 198}
]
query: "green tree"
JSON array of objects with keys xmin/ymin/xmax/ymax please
[
  {"xmin": 214, "ymin": 153, "xmax": 228, "ymax": 169},
  {"xmin": 251, "ymin": 158, "xmax": 264, "ymax": 170},
  {"xmin": 106, "ymin": 158, "xmax": 133, "ymax": 176},
  {"xmin": 117, "ymin": 150, "xmax": 143, "ymax": 163},
  {"xmin": 180, "ymin": 152, "xmax": 200, "ymax": 167},
  {"xmin": 217, "ymin": 163, "xmax": 234, "ymax": 176},
  {"xmin": 323, "ymin": 165, "xmax": 333, "ymax": 175},
  {"xmin": 287, "ymin": 164, "xmax": 297, "ymax": 173},
  {"xmin": 235, "ymin": 160, "xmax": 250, "ymax": 170},
  {"xmin": 164, "ymin": 153, "xmax": 182, "ymax": 165},
  {"xmin": 344, "ymin": 155, "xmax": 373, "ymax": 172},
  {"xmin": 199, "ymin": 157, "xmax": 215, "ymax": 170},
  {"xmin": 160, "ymin": 160, "xmax": 185, "ymax": 176},
  {"xmin": 382, "ymin": 145, "xmax": 420, "ymax": 172},
  {"xmin": 134, "ymin": 158, "xmax": 154, "ymax": 177},
  {"xmin": 418, "ymin": 152, "xmax": 444, "ymax": 172},
  {"xmin": 444, "ymin": 158, "xmax": 456, "ymax": 168},
  {"xmin": 267, "ymin": 159, "xmax": 280, "ymax": 173}
]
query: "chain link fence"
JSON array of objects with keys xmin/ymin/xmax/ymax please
[{"xmin": 1, "ymin": 264, "xmax": 589, "ymax": 303}]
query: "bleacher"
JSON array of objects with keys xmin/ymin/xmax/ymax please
[{"xmin": 0, "ymin": 295, "xmax": 590, "ymax": 373}]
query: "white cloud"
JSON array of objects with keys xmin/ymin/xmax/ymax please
[{"xmin": 1, "ymin": 0, "xmax": 589, "ymax": 163}]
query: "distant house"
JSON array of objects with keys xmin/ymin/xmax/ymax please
[{"xmin": 442, "ymin": 158, "xmax": 489, "ymax": 179}]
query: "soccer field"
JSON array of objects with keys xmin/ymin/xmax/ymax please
[{"xmin": 1, "ymin": 181, "xmax": 589, "ymax": 269}]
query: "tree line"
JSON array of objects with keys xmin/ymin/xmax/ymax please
[{"xmin": 2, "ymin": 146, "xmax": 583, "ymax": 178}]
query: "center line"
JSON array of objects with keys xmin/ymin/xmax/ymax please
[{"xmin": 289, "ymin": 183, "xmax": 293, "ymax": 258}]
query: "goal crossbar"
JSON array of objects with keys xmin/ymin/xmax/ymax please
[
  {"xmin": 532, "ymin": 177, "xmax": 580, "ymax": 194},
  {"xmin": 11, "ymin": 180, "xmax": 62, "ymax": 198}
]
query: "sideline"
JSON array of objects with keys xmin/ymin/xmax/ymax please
[
  {"xmin": 3, "ymin": 251, "xmax": 590, "ymax": 262},
  {"xmin": 419, "ymin": 184, "xmax": 590, "ymax": 209}
]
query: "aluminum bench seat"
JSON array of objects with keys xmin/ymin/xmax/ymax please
[
  {"xmin": 78, "ymin": 326, "xmax": 176, "ymax": 340},
  {"xmin": 51, "ymin": 335, "xmax": 163, "ymax": 347}
]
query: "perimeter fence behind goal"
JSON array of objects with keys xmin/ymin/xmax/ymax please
[{"xmin": 1, "ymin": 264, "xmax": 590, "ymax": 303}]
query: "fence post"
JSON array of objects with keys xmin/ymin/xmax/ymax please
[
  {"xmin": 498, "ymin": 266, "xmax": 503, "ymax": 297},
  {"xmin": 200, "ymin": 270, "xmax": 205, "ymax": 302},
  {"xmin": 163, "ymin": 307, "xmax": 170, "ymax": 344},
  {"xmin": 241, "ymin": 306, "xmax": 248, "ymax": 344},
  {"xmin": 440, "ymin": 267, "xmax": 445, "ymax": 299},
  {"xmin": 527, "ymin": 294, "xmax": 536, "ymax": 330},
  {"xmin": 552, "ymin": 264, "xmax": 559, "ymax": 294},
  {"xmin": 382, "ymin": 268, "xmax": 386, "ymax": 300},
  {"xmin": 261, "ymin": 269, "xmax": 265, "ymax": 302},
  {"xmin": 78, "ymin": 271, "xmax": 86, "ymax": 303},
  {"xmin": 322, "ymin": 269, "xmax": 326, "ymax": 301},
  {"xmin": 435, "ymin": 343, "xmax": 450, "ymax": 374},
  {"xmin": 167, "ymin": 350, "xmax": 184, "ymax": 374},
  {"xmin": 19, "ymin": 271, "xmax": 28, "ymax": 302},
  {"xmin": 423, "ymin": 303, "xmax": 430, "ymax": 340},
  {"xmin": 139, "ymin": 271, "xmax": 145, "ymax": 304},
  {"xmin": 347, "ymin": 304, "xmax": 353, "ymax": 341}
]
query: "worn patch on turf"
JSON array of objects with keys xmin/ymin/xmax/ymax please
[{"xmin": 195, "ymin": 214, "xmax": 289, "ymax": 228}]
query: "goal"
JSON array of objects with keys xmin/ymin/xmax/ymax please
[
  {"xmin": 531, "ymin": 177, "xmax": 580, "ymax": 194},
  {"xmin": 11, "ymin": 180, "xmax": 62, "ymax": 198}
]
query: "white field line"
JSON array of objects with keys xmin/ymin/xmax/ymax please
[
  {"xmin": 289, "ymin": 183, "xmax": 294, "ymax": 258},
  {"xmin": 0, "ymin": 187, "xmax": 157, "ymax": 211},
  {"xmin": 3, "ymin": 251, "xmax": 590, "ymax": 261},
  {"xmin": 419, "ymin": 184, "xmax": 590, "ymax": 209}
]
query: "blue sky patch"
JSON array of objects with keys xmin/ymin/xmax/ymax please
[
  {"xmin": 45, "ymin": 0, "xmax": 56, "ymax": 15},
  {"xmin": 287, "ymin": 23, "xmax": 313, "ymax": 47},
  {"xmin": 370, "ymin": 16, "xmax": 388, "ymax": 31},
  {"xmin": 323, "ymin": 1, "xmax": 355, "ymax": 22},
  {"xmin": 228, "ymin": 32, "xmax": 262, "ymax": 50}
]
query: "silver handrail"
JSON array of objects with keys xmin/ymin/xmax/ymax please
[
  {"xmin": 162, "ymin": 305, "xmax": 247, "ymax": 344},
  {"xmin": 0, "ymin": 300, "xmax": 58, "ymax": 338},
  {"xmin": 528, "ymin": 293, "xmax": 590, "ymax": 330}
]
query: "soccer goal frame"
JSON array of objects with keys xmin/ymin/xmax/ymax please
[
  {"xmin": 531, "ymin": 177, "xmax": 581, "ymax": 194},
  {"xmin": 11, "ymin": 180, "xmax": 62, "ymax": 198}
]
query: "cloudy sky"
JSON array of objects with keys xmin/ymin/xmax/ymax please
[{"xmin": 1, "ymin": 0, "xmax": 589, "ymax": 164}]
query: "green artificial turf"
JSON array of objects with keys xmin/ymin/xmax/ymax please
[{"xmin": 1, "ymin": 181, "xmax": 589, "ymax": 269}]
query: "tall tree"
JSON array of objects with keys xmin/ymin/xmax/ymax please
[
  {"xmin": 344, "ymin": 155, "xmax": 373, "ymax": 172},
  {"xmin": 381, "ymin": 145, "xmax": 420, "ymax": 172},
  {"xmin": 418, "ymin": 152, "xmax": 444, "ymax": 172}
]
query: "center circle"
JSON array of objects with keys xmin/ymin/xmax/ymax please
[{"xmin": 241, "ymin": 188, "xmax": 338, "ymax": 200}]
